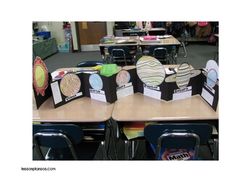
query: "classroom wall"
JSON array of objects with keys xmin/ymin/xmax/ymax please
[
  {"xmin": 36, "ymin": 21, "xmax": 114, "ymax": 51},
  {"xmin": 106, "ymin": 22, "xmax": 115, "ymax": 35},
  {"xmin": 37, "ymin": 22, "xmax": 65, "ymax": 44}
]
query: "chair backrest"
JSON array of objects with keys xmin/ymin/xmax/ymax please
[
  {"xmin": 123, "ymin": 31, "xmax": 147, "ymax": 36},
  {"xmin": 153, "ymin": 47, "xmax": 168, "ymax": 59},
  {"xmin": 77, "ymin": 60, "xmax": 104, "ymax": 67},
  {"xmin": 33, "ymin": 124, "xmax": 84, "ymax": 159},
  {"xmin": 144, "ymin": 123, "xmax": 212, "ymax": 160}
]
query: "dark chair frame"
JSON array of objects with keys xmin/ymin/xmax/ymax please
[
  {"xmin": 33, "ymin": 124, "xmax": 84, "ymax": 160},
  {"xmin": 144, "ymin": 123, "xmax": 213, "ymax": 160},
  {"xmin": 108, "ymin": 46, "xmax": 137, "ymax": 66}
]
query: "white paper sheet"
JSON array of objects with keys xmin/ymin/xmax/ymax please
[
  {"xmin": 201, "ymin": 87, "xmax": 214, "ymax": 105},
  {"xmin": 50, "ymin": 81, "xmax": 62, "ymax": 104},
  {"xmin": 173, "ymin": 86, "xmax": 192, "ymax": 100},
  {"xmin": 144, "ymin": 86, "xmax": 161, "ymax": 100},
  {"xmin": 90, "ymin": 89, "xmax": 107, "ymax": 102},
  {"xmin": 116, "ymin": 83, "xmax": 134, "ymax": 99}
]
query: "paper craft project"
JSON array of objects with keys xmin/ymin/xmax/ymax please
[
  {"xmin": 207, "ymin": 69, "xmax": 218, "ymax": 88},
  {"xmin": 33, "ymin": 57, "xmax": 48, "ymax": 96},
  {"xmin": 60, "ymin": 73, "xmax": 81, "ymax": 97},
  {"xmin": 136, "ymin": 56, "xmax": 165, "ymax": 87},
  {"xmin": 116, "ymin": 70, "xmax": 131, "ymax": 87},
  {"xmin": 176, "ymin": 63, "xmax": 191, "ymax": 89},
  {"xmin": 200, "ymin": 60, "xmax": 219, "ymax": 111},
  {"xmin": 165, "ymin": 69, "xmax": 201, "ymax": 83},
  {"xmin": 89, "ymin": 74, "xmax": 103, "ymax": 90}
]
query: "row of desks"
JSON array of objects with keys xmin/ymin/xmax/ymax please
[
  {"xmin": 99, "ymin": 35, "xmax": 180, "ymax": 47},
  {"xmin": 33, "ymin": 93, "xmax": 218, "ymax": 123}
]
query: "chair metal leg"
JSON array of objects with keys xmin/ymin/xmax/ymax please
[
  {"xmin": 101, "ymin": 141, "xmax": 107, "ymax": 160},
  {"xmin": 124, "ymin": 140, "xmax": 130, "ymax": 160},
  {"xmin": 181, "ymin": 42, "xmax": 187, "ymax": 58},
  {"xmin": 131, "ymin": 140, "xmax": 135, "ymax": 159},
  {"xmin": 213, "ymin": 139, "xmax": 218, "ymax": 160}
]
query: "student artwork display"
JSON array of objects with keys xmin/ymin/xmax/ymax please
[
  {"xmin": 89, "ymin": 74, "xmax": 103, "ymax": 90},
  {"xmin": 173, "ymin": 63, "xmax": 192, "ymax": 100},
  {"xmin": 33, "ymin": 56, "xmax": 218, "ymax": 111},
  {"xmin": 88, "ymin": 73, "xmax": 107, "ymax": 102},
  {"xmin": 201, "ymin": 60, "xmax": 219, "ymax": 111},
  {"xmin": 116, "ymin": 70, "xmax": 130, "ymax": 87},
  {"xmin": 33, "ymin": 57, "xmax": 52, "ymax": 109},
  {"xmin": 136, "ymin": 56, "xmax": 218, "ymax": 111},
  {"xmin": 136, "ymin": 56, "xmax": 165, "ymax": 87},
  {"xmin": 115, "ymin": 69, "xmax": 136, "ymax": 99},
  {"xmin": 33, "ymin": 57, "xmax": 49, "ymax": 96},
  {"xmin": 83, "ymin": 65, "xmax": 137, "ymax": 103},
  {"xmin": 50, "ymin": 72, "xmax": 84, "ymax": 108},
  {"xmin": 136, "ymin": 56, "xmax": 165, "ymax": 100},
  {"xmin": 60, "ymin": 73, "xmax": 81, "ymax": 97}
]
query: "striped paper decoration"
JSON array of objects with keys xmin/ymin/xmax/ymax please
[
  {"xmin": 136, "ymin": 56, "xmax": 165, "ymax": 87},
  {"xmin": 176, "ymin": 63, "xmax": 191, "ymax": 89}
]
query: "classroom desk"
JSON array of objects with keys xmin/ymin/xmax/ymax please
[
  {"xmin": 139, "ymin": 35, "xmax": 180, "ymax": 46},
  {"xmin": 112, "ymin": 93, "xmax": 218, "ymax": 122},
  {"xmin": 99, "ymin": 36, "xmax": 140, "ymax": 61},
  {"xmin": 99, "ymin": 35, "xmax": 180, "ymax": 61},
  {"xmin": 33, "ymin": 97, "xmax": 114, "ymax": 123},
  {"xmin": 122, "ymin": 28, "xmax": 166, "ymax": 36}
]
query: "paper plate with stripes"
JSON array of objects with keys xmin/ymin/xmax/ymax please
[
  {"xmin": 176, "ymin": 63, "xmax": 191, "ymax": 89},
  {"xmin": 136, "ymin": 56, "xmax": 165, "ymax": 87}
]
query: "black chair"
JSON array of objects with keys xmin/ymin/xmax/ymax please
[
  {"xmin": 33, "ymin": 124, "xmax": 105, "ymax": 160},
  {"xmin": 77, "ymin": 60, "xmax": 104, "ymax": 67},
  {"xmin": 147, "ymin": 46, "xmax": 170, "ymax": 64},
  {"xmin": 123, "ymin": 31, "xmax": 147, "ymax": 36},
  {"xmin": 108, "ymin": 46, "xmax": 137, "ymax": 66},
  {"xmin": 144, "ymin": 123, "xmax": 214, "ymax": 160}
]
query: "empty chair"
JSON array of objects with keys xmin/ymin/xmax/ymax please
[
  {"xmin": 77, "ymin": 60, "xmax": 104, "ymax": 67},
  {"xmin": 144, "ymin": 123, "xmax": 214, "ymax": 160},
  {"xmin": 33, "ymin": 124, "xmax": 105, "ymax": 160},
  {"xmin": 108, "ymin": 46, "xmax": 137, "ymax": 66},
  {"xmin": 123, "ymin": 31, "xmax": 146, "ymax": 36},
  {"xmin": 148, "ymin": 46, "xmax": 169, "ymax": 64}
]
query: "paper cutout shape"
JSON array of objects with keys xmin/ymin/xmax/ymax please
[
  {"xmin": 89, "ymin": 74, "xmax": 103, "ymax": 90},
  {"xmin": 207, "ymin": 69, "xmax": 218, "ymax": 88},
  {"xmin": 176, "ymin": 63, "xmax": 191, "ymax": 89},
  {"xmin": 116, "ymin": 70, "xmax": 131, "ymax": 87},
  {"xmin": 136, "ymin": 56, "xmax": 165, "ymax": 87},
  {"xmin": 165, "ymin": 69, "xmax": 201, "ymax": 83},
  {"xmin": 206, "ymin": 60, "xmax": 219, "ymax": 78},
  {"xmin": 60, "ymin": 73, "xmax": 81, "ymax": 97},
  {"xmin": 33, "ymin": 57, "xmax": 48, "ymax": 96}
]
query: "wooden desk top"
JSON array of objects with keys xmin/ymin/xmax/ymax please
[
  {"xmin": 99, "ymin": 35, "xmax": 180, "ymax": 47},
  {"xmin": 139, "ymin": 35, "xmax": 181, "ymax": 46},
  {"xmin": 122, "ymin": 28, "xmax": 166, "ymax": 32},
  {"xmin": 112, "ymin": 93, "xmax": 218, "ymax": 122},
  {"xmin": 99, "ymin": 36, "xmax": 140, "ymax": 47},
  {"xmin": 33, "ymin": 97, "xmax": 114, "ymax": 123}
]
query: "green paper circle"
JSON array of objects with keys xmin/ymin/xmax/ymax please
[{"xmin": 35, "ymin": 65, "xmax": 46, "ymax": 88}]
